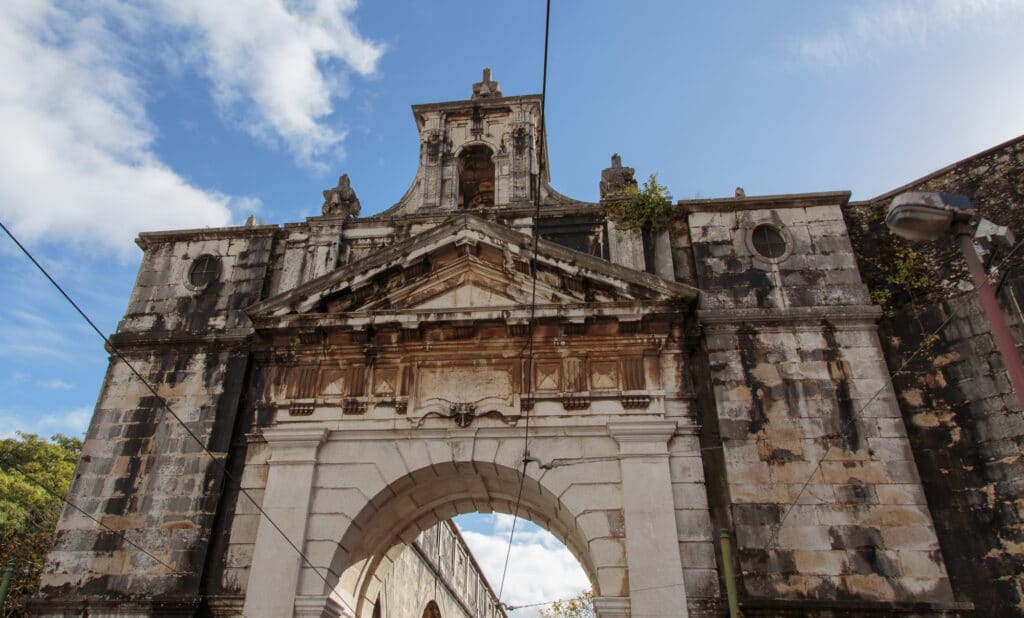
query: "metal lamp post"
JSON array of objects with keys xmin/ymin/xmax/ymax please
[{"xmin": 886, "ymin": 191, "xmax": 1024, "ymax": 411}]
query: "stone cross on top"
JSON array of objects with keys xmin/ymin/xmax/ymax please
[{"xmin": 471, "ymin": 67, "xmax": 502, "ymax": 99}]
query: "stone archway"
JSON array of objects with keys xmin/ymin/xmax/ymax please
[
  {"xmin": 241, "ymin": 415, "xmax": 702, "ymax": 618},
  {"xmin": 329, "ymin": 460, "xmax": 599, "ymax": 616}
]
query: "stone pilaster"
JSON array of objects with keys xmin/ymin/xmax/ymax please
[
  {"xmin": 243, "ymin": 427, "xmax": 328, "ymax": 618},
  {"xmin": 609, "ymin": 421, "xmax": 689, "ymax": 618}
]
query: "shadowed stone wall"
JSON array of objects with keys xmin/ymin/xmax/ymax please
[{"xmin": 847, "ymin": 134, "xmax": 1024, "ymax": 616}]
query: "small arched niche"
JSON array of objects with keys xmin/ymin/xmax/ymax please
[{"xmin": 458, "ymin": 145, "xmax": 495, "ymax": 209}]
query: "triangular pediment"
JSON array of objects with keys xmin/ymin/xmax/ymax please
[{"xmin": 248, "ymin": 214, "xmax": 696, "ymax": 326}]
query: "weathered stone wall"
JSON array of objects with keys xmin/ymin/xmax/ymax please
[
  {"xmin": 35, "ymin": 347, "xmax": 249, "ymax": 614},
  {"xmin": 686, "ymin": 196, "xmax": 956, "ymax": 612},
  {"xmin": 33, "ymin": 229, "xmax": 275, "ymax": 614},
  {"xmin": 846, "ymin": 134, "xmax": 1024, "ymax": 615}
]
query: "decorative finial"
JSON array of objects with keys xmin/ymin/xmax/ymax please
[
  {"xmin": 600, "ymin": 153, "xmax": 637, "ymax": 200},
  {"xmin": 322, "ymin": 173, "xmax": 361, "ymax": 218},
  {"xmin": 472, "ymin": 67, "xmax": 502, "ymax": 99}
]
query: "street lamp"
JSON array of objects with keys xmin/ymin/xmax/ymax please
[{"xmin": 886, "ymin": 191, "xmax": 1024, "ymax": 411}]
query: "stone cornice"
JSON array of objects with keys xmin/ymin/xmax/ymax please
[
  {"xmin": 251, "ymin": 301, "xmax": 684, "ymax": 332},
  {"xmin": 410, "ymin": 93, "xmax": 542, "ymax": 115},
  {"xmin": 136, "ymin": 224, "xmax": 280, "ymax": 250},
  {"xmin": 107, "ymin": 330, "xmax": 252, "ymax": 351},
  {"xmin": 698, "ymin": 305, "xmax": 881, "ymax": 327},
  {"xmin": 678, "ymin": 190, "xmax": 851, "ymax": 213}
]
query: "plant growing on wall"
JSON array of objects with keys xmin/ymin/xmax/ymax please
[
  {"xmin": 866, "ymin": 245, "xmax": 932, "ymax": 317},
  {"xmin": 603, "ymin": 173, "xmax": 674, "ymax": 234}
]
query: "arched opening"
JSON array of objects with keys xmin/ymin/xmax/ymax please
[
  {"xmin": 454, "ymin": 512, "xmax": 591, "ymax": 614},
  {"xmin": 421, "ymin": 600, "xmax": 442, "ymax": 618},
  {"xmin": 458, "ymin": 145, "xmax": 495, "ymax": 209},
  {"xmin": 323, "ymin": 461, "xmax": 603, "ymax": 617}
]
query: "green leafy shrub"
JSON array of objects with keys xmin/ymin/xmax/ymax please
[{"xmin": 603, "ymin": 173, "xmax": 674, "ymax": 233}]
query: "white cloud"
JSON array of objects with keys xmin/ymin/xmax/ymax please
[
  {"xmin": 0, "ymin": 309, "xmax": 71, "ymax": 359},
  {"xmin": 155, "ymin": 0, "xmax": 384, "ymax": 166},
  {"xmin": 39, "ymin": 378, "xmax": 73, "ymax": 390},
  {"xmin": 793, "ymin": 0, "xmax": 1024, "ymax": 66},
  {"xmin": 457, "ymin": 514, "xmax": 590, "ymax": 618},
  {"xmin": 0, "ymin": 1, "xmax": 250, "ymax": 257},
  {"xmin": 0, "ymin": 0, "xmax": 381, "ymax": 254},
  {"xmin": 0, "ymin": 405, "xmax": 92, "ymax": 439}
]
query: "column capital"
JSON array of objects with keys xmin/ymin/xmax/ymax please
[
  {"xmin": 294, "ymin": 594, "xmax": 353, "ymax": 618},
  {"xmin": 593, "ymin": 596, "xmax": 631, "ymax": 618},
  {"xmin": 608, "ymin": 420, "xmax": 677, "ymax": 444},
  {"xmin": 263, "ymin": 426, "xmax": 329, "ymax": 465}
]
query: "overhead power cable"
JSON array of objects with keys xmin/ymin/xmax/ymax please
[
  {"xmin": 0, "ymin": 220, "xmax": 354, "ymax": 615},
  {"xmin": 497, "ymin": 0, "xmax": 552, "ymax": 604}
]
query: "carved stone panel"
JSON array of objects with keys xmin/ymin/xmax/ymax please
[
  {"xmin": 374, "ymin": 368, "xmax": 398, "ymax": 396},
  {"xmin": 319, "ymin": 366, "xmax": 346, "ymax": 395},
  {"xmin": 535, "ymin": 362, "xmax": 562, "ymax": 392},
  {"xmin": 591, "ymin": 361, "xmax": 619, "ymax": 390},
  {"xmin": 418, "ymin": 362, "xmax": 514, "ymax": 406}
]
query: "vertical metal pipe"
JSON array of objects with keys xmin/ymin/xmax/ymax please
[
  {"xmin": 719, "ymin": 530, "xmax": 740, "ymax": 618},
  {"xmin": 956, "ymin": 223, "xmax": 1024, "ymax": 411},
  {"xmin": 0, "ymin": 561, "xmax": 15, "ymax": 612}
]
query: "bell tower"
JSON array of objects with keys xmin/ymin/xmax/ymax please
[{"xmin": 390, "ymin": 68, "xmax": 547, "ymax": 213}]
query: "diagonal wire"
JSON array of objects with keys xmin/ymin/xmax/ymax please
[
  {"xmin": 0, "ymin": 220, "xmax": 354, "ymax": 615},
  {"xmin": 497, "ymin": 0, "xmax": 551, "ymax": 604}
]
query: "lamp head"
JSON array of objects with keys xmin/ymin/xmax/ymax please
[{"xmin": 885, "ymin": 192, "xmax": 975, "ymax": 241}]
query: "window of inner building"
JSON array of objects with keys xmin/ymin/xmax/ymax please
[
  {"xmin": 751, "ymin": 224, "xmax": 787, "ymax": 259},
  {"xmin": 187, "ymin": 254, "xmax": 220, "ymax": 289},
  {"xmin": 458, "ymin": 145, "xmax": 495, "ymax": 209},
  {"xmin": 421, "ymin": 601, "xmax": 442, "ymax": 618}
]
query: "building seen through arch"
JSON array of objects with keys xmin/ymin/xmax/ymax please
[
  {"xmin": 29, "ymin": 68, "xmax": 1024, "ymax": 617},
  {"xmin": 367, "ymin": 521, "xmax": 506, "ymax": 618}
]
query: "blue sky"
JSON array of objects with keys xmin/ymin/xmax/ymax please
[{"xmin": 2, "ymin": 0, "xmax": 1023, "ymax": 611}]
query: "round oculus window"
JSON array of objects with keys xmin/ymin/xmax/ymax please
[
  {"xmin": 187, "ymin": 254, "xmax": 220, "ymax": 289},
  {"xmin": 750, "ymin": 224, "xmax": 788, "ymax": 259}
]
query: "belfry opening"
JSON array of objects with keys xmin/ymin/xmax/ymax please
[{"xmin": 458, "ymin": 144, "xmax": 495, "ymax": 209}]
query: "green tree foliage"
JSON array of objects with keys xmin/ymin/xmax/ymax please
[
  {"xmin": 1, "ymin": 432, "xmax": 82, "ymax": 616},
  {"xmin": 540, "ymin": 589, "xmax": 594, "ymax": 618},
  {"xmin": 603, "ymin": 173, "xmax": 674, "ymax": 234}
]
